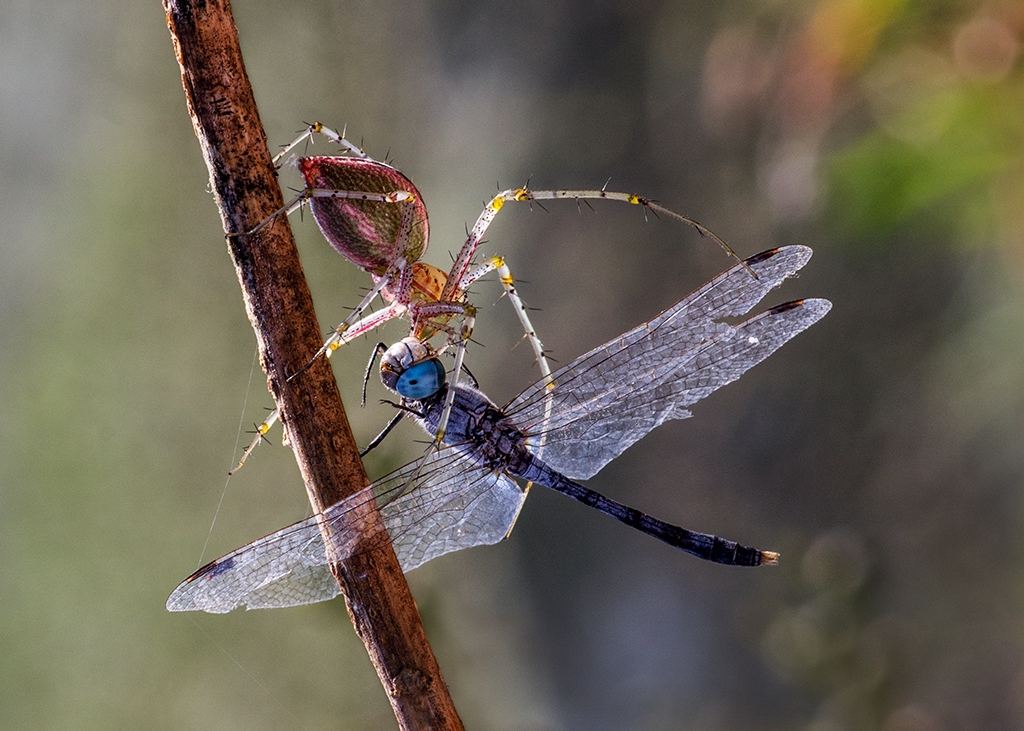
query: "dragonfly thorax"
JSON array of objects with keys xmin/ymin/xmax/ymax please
[{"xmin": 415, "ymin": 383, "xmax": 534, "ymax": 475}]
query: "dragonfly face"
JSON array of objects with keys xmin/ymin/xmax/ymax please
[
  {"xmin": 394, "ymin": 359, "xmax": 446, "ymax": 400},
  {"xmin": 380, "ymin": 337, "xmax": 447, "ymax": 399}
]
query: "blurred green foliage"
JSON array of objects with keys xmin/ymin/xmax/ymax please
[
  {"xmin": 830, "ymin": 30, "xmax": 1022, "ymax": 239},
  {"xmin": 830, "ymin": 86, "xmax": 1011, "ymax": 237}
]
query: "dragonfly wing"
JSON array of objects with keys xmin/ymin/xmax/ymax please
[
  {"xmin": 532, "ymin": 298, "xmax": 830, "ymax": 477},
  {"xmin": 503, "ymin": 247, "xmax": 825, "ymax": 479},
  {"xmin": 366, "ymin": 445, "xmax": 526, "ymax": 573},
  {"xmin": 166, "ymin": 515, "xmax": 339, "ymax": 613},
  {"xmin": 508, "ymin": 246, "xmax": 812, "ymax": 426},
  {"xmin": 168, "ymin": 446, "xmax": 526, "ymax": 612},
  {"xmin": 548, "ymin": 296, "xmax": 829, "ymax": 478},
  {"xmin": 653, "ymin": 299, "xmax": 832, "ymax": 410}
]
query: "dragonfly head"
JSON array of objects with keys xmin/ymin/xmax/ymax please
[{"xmin": 380, "ymin": 337, "xmax": 446, "ymax": 399}]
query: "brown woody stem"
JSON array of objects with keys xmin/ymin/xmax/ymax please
[{"xmin": 163, "ymin": 1, "xmax": 464, "ymax": 728}]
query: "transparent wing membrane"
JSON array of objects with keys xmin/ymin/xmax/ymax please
[
  {"xmin": 168, "ymin": 447, "xmax": 525, "ymax": 613},
  {"xmin": 508, "ymin": 247, "xmax": 826, "ymax": 477}
]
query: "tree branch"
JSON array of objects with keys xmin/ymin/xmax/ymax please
[{"xmin": 163, "ymin": 1, "xmax": 464, "ymax": 728}]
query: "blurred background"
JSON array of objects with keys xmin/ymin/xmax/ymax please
[{"xmin": 2, "ymin": 0, "xmax": 1023, "ymax": 729}]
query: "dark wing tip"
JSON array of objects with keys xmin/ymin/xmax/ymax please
[
  {"xmin": 744, "ymin": 247, "xmax": 782, "ymax": 267},
  {"xmin": 742, "ymin": 245, "xmax": 815, "ymax": 279},
  {"xmin": 766, "ymin": 298, "xmax": 832, "ymax": 316},
  {"xmin": 183, "ymin": 556, "xmax": 235, "ymax": 584}
]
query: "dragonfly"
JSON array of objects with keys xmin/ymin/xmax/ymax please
[
  {"xmin": 168, "ymin": 246, "xmax": 830, "ymax": 613},
  {"xmin": 233, "ymin": 122, "xmax": 749, "ymax": 468}
]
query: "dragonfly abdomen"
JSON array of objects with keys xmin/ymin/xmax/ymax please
[{"xmin": 523, "ymin": 458, "xmax": 778, "ymax": 567}]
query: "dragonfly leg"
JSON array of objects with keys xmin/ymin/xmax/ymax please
[{"xmin": 359, "ymin": 411, "xmax": 404, "ymax": 457}]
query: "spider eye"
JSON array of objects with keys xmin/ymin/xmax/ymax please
[{"xmin": 395, "ymin": 359, "xmax": 446, "ymax": 399}]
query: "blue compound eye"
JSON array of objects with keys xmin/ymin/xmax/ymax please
[{"xmin": 395, "ymin": 359, "xmax": 446, "ymax": 399}]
